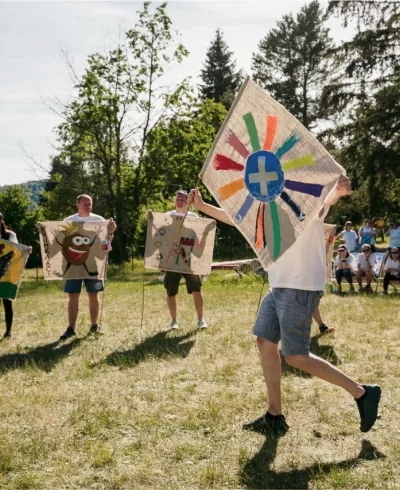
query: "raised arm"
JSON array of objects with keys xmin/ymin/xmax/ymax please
[
  {"xmin": 189, "ymin": 188, "xmax": 234, "ymax": 226},
  {"xmin": 319, "ymin": 174, "xmax": 352, "ymax": 219}
]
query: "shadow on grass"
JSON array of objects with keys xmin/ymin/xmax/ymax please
[
  {"xmin": 104, "ymin": 330, "xmax": 197, "ymax": 369},
  {"xmin": 0, "ymin": 338, "xmax": 82, "ymax": 374},
  {"xmin": 239, "ymin": 439, "xmax": 385, "ymax": 489},
  {"xmin": 281, "ymin": 334, "xmax": 341, "ymax": 378}
]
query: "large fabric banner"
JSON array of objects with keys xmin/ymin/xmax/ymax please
[
  {"xmin": 324, "ymin": 224, "xmax": 336, "ymax": 285},
  {"xmin": 201, "ymin": 77, "xmax": 345, "ymax": 270},
  {"xmin": 37, "ymin": 221, "xmax": 110, "ymax": 280},
  {"xmin": 0, "ymin": 239, "xmax": 30, "ymax": 300},
  {"xmin": 145, "ymin": 213, "xmax": 216, "ymax": 275}
]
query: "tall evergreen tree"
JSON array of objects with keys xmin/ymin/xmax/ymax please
[
  {"xmin": 322, "ymin": 0, "xmax": 400, "ymax": 221},
  {"xmin": 252, "ymin": 0, "xmax": 334, "ymax": 130},
  {"xmin": 199, "ymin": 29, "xmax": 242, "ymax": 109}
]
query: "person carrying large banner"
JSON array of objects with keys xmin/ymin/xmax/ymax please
[
  {"xmin": 37, "ymin": 194, "xmax": 116, "ymax": 340},
  {"xmin": 145, "ymin": 190, "xmax": 216, "ymax": 330},
  {"xmin": 0, "ymin": 213, "xmax": 31, "ymax": 339},
  {"xmin": 191, "ymin": 77, "xmax": 381, "ymax": 435}
]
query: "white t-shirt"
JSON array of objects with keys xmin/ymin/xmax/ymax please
[
  {"xmin": 6, "ymin": 231, "xmax": 18, "ymax": 244},
  {"xmin": 388, "ymin": 227, "xmax": 400, "ymax": 248},
  {"xmin": 357, "ymin": 253, "xmax": 376, "ymax": 269},
  {"xmin": 359, "ymin": 226, "xmax": 376, "ymax": 245},
  {"xmin": 165, "ymin": 210, "xmax": 199, "ymax": 218},
  {"xmin": 384, "ymin": 258, "xmax": 400, "ymax": 275},
  {"xmin": 63, "ymin": 213, "xmax": 104, "ymax": 222},
  {"xmin": 335, "ymin": 254, "xmax": 354, "ymax": 269},
  {"xmin": 341, "ymin": 230, "xmax": 358, "ymax": 251},
  {"xmin": 267, "ymin": 209, "xmax": 328, "ymax": 291}
]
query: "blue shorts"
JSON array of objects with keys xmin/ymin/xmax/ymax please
[
  {"xmin": 253, "ymin": 288, "xmax": 323, "ymax": 356},
  {"xmin": 64, "ymin": 279, "xmax": 104, "ymax": 294}
]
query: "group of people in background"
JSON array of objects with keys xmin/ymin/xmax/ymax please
[{"xmin": 335, "ymin": 219, "xmax": 400, "ymax": 293}]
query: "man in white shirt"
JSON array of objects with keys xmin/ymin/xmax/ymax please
[
  {"xmin": 60, "ymin": 194, "xmax": 117, "ymax": 340},
  {"xmin": 191, "ymin": 176, "xmax": 381, "ymax": 435},
  {"xmin": 163, "ymin": 190, "xmax": 208, "ymax": 330},
  {"xmin": 355, "ymin": 243, "xmax": 376, "ymax": 293},
  {"xmin": 339, "ymin": 221, "xmax": 358, "ymax": 253}
]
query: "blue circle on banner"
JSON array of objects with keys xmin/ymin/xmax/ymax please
[{"xmin": 244, "ymin": 150, "xmax": 284, "ymax": 202}]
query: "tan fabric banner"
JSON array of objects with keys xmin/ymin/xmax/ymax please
[
  {"xmin": 324, "ymin": 224, "xmax": 337, "ymax": 285},
  {"xmin": 201, "ymin": 77, "xmax": 344, "ymax": 270},
  {"xmin": 0, "ymin": 239, "xmax": 30, "ymax": 300},
  {"xmin": 37, "ymin": 221, "xmax": 110, "ymax": 280},
  {"xmin": 145, "ymin": 213, "xmax": 216, "ymax": 275}
]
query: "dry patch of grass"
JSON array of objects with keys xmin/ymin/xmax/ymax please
[{"xmin": 0, "ymin": 265, "xmax": 398, "ymax": 489}]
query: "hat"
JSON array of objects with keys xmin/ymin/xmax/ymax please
[
  {"xmin": 362, "ymin": 244, "xmax": 371, "ymax": 250},
  {"xmin": 338, "ymin": 244, "xmax": 347, "ymax": 251},
  {"xmin": 345, "ymin": 221, "xmax": 352, "ymax": 226},
  {"xmin": 391, "ymin": 247, "xmax": 399, "ymax": 252}
]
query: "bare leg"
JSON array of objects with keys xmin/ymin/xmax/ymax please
[
  {"xmin": 192, "ymin": 291, "xmax": 204, "ymax": 319},
  {"xmin": 167, "ymin": 295, "xmax": 177, "ymax": 321},
  {"xmin": 68, "ymin": 293, "xmax": 80, "ymax": 329},
  {"xmin": 257, "ymin": 337, "xmax": 282, "ymax": 415},
  {"xmin": 365, "ymin": 270, "xmax": 372, "ymax": 286},
  {"xmin": 88, "ymin": 293, "xmax": 99, "ymax": 325},
  {"xmin": 312, "ymin": 307, "xmax": 323, "ymax": 326},
  {"xmin": 285, "ymin": 353, "xmax": 365, "ymax": 398},
  {"xmin": 356, "ymin": 269, "xmax": 364, "ymax": 288}
]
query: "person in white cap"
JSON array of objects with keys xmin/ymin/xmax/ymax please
[{"xmin": 335, "ymin": 244, "xmax": 355, "ymax": 293}]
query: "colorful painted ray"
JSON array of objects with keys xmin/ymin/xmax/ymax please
[{"xmin": 213, "ymin": 114, "xmax": 324, "ymax": 259}]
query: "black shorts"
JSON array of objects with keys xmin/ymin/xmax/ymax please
[{"xmin": 163, "ymin": 271, "xmax": 202, "ymax": 296}]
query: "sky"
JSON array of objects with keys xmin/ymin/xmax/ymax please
[{"xmin": 0, "ymin": 0, "xmax": 352, "ymax": 186}]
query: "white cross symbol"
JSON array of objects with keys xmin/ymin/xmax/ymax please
[{"xmin": 248, "ymin": 156, "xmax": 278, "ymax": 195}]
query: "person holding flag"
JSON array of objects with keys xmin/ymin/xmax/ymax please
[
  {"xmin": 0, "ymin": 212, "xmax": 32, "ymax": 339},
  {"xmin": 189, "ymin": 175, "xmax": 381, "ymax": 435},
  {"xmin": 149, "ymin": 190, "xmax": 209, "ymax": 330},
  {"xmin": 58, "ymin": 194, "xmax": 116, "ymax": 340}
]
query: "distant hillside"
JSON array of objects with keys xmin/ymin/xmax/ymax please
[{"xmin": 0, "ymin": 180, "xmax": 47, "ymax": 206}]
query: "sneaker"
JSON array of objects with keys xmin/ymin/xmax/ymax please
[
  {"xmin": 170, "ymin": 320, "xmax": 179, "ymax": 330},
  {"xmin": 349, "ymin": 285, "xmax": 355, "ymax": 293},
  {"xmin": 383, "ymin": 290, "xmax": 388, "ymax": 295},
  {"xmin": 364, "ymin": 285, "xmax": 373, "ymax": 293},
  {"xmin": 89, "ymin": 324, "xmax": 102, "ymax": 334},
  {"xmin": 197, "ymin": 318, "xmax": 208, "ymax": 329},
  {"xmin": 336, "ymin": 286, "xmax": 342, "ymax": 294},
  {"xmin": 356, "ymin": 384, "xmax": 381, "ymax": 432},
  {"xmin": 319, "ymin": 323, "xmax": 335, "ymax": 334},
  {"xmin": 243, "ymin": 412, "xmax": 289, "ymax": 437},
  {"xmin": 2, "ymin": 330, "xmax": 11, "ymax": 339},
  {"xmin": 59, "ymin": 326, "xmax": 76, "ymax": 340}
]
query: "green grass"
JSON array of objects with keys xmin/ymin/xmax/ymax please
[{"xmin": 0, "ymin": 264, "xmax": 398, "ymax": 489}]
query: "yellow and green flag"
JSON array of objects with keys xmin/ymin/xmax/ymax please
[{"xmin": 0, "ymin": 239, "xmax": 30, "ymax": 300}]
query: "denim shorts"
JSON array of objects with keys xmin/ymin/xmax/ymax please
[
  {"xmin": 253, "ymin": 288, "xmax": 323, "ymax": 355},
  {"xmin": 64, "ymin": 279, "xmax": 104, "ymax": 294}
]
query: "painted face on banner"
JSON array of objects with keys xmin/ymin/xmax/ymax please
[{"xmin": 62, "ymin": 232, "xmax": 95, "ymax": 265}]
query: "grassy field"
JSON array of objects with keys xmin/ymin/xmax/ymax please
[{"xmin": 0, "ymin": 264, "xmax": 399, "ymax": 489}]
